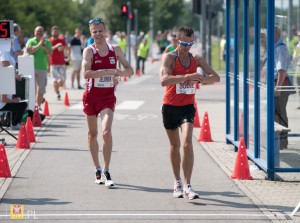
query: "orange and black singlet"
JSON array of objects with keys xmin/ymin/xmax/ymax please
[{"xmin": 163, "ymin": 52, "xmax": 198, "ymax": 106}]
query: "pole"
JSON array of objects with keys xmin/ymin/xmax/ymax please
[
  {"xmin": 134, "ymin": 9, "xmax": 138, "ymax": 59},
  {"xmin": 149, "ymin": 0, "xmax": 154, "ymax": 57},
  {"xmin": 201, "ymin": 0, "xmax": 206, "ymax": 60},
  {"xmin": 127, "ymin": 1, "xmax": 131, "ymax": 65},
  {"xmin": 208, "ymin": 1, "xmax": 212, "ymax": 65}
]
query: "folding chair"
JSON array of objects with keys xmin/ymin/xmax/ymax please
[{"xmin": 0, "ymin": 110, "xmax": 17, "ymax": 146}]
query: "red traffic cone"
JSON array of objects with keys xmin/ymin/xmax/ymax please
[
  {"xmin": 0, "ymin": 144, "xmax": 11, "ymax": 177},
  {"xmin": 196, "ymin": 82, "xmax": 200, "ymax": 89},
  {"xmin": 32, "ymin": 106, "xmax": 42, "ymax": 127},
  {"xmin": 123, "ymin": 76, "xmax": 127, "ymax": 82},
  {"xmin": 64, "ymin": 92, "xmax": 70, "ymax": 106},
  {"xmin": 194, "ymin": 102, "xmax": 201, "ymax": 128},
  {"xmin": 43, "ymin": 100, "xmax": 50, "ymax": 116},
  {"xmin": 231, "ymin": 138, "xmax": 253, "ymax": 180},
  {"xmin": 197, "ymin": 112, "xmax": 213, "ymax": 142},
  {"xmin": 136, "ymin": 69, "xmax": 141, "ymax": 76},
  {"xmin": 15, "ymin": 123, "xmax": 30, "ymax": 149},
  {"xmin": 25, "ymin": 117, "xmax": 36, "ymax": 143}
]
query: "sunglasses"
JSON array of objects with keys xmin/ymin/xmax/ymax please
[
  {"xmin": 89, "ymin": 18, "xmax": 104, "ymax": 25},
  {"xmin": 178, "ymin": 40, "xmax": 194, "ymax": 47}
]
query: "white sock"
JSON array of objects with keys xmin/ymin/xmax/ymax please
[{"xmin": 175, "ymin": 179, "xmax": 182, "ymax": 185}]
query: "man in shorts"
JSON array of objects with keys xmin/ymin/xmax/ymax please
[
  {"xmin": 49, "ymin": 26, "xmax": 67, "ymax": 100},
  {"xmin": 160, "ymin": 26, "xmax": 220, "ymax": 199},
  {"xmin": 81, "ymin": 18, "xmax": 133, "ymax": 188},
  {"xmin": 26, "ymin": 26, "xmax": 52, "ymax": 110},
  {"xmin": 69, "ymin": 27, "xmax": 84, "ymax": 89}
]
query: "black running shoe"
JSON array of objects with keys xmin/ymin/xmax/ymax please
[{"xmin": 95, "ymin": 169, "xmax": 102, "ymax": 184}]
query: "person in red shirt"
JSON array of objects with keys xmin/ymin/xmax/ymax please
[
  {"xmin": 82, "ymin": 18, "xmax": 133, "ymax": 188},
  {"xmin": 49, "ymin": 26, "xmax": 67, "ymax": 100},
  {"xmin": 160, "ymin": 26, "xmax": 220, "ymax": 200}
]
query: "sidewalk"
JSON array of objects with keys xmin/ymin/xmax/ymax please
[{"xmin": 0, "ymin": 57, "xmax": 299, "ymax": 222}]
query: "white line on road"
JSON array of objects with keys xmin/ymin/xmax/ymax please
[
  {"xmin": 0, "ymin": 213, "xmax": 283, "ymax": 218},
  {"xmin": 70, "ymin": 100, "xmax": 145, "ymax": 111},
  {"xmin": 115, "ymin": 100, "xmax": 144, "ymax": 110}
]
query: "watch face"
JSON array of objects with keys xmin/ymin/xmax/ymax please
[{"xmin": 0, "ymin": 21, "xmax": 12, "ymax": 38}]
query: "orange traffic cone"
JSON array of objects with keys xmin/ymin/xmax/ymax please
[
  {"xmin": 194, "ymin": 102, "xmax": 201, "ymax": 128},
  {"xmin": 43, "ymin": 100, "xmax": 50, "ymax": 116},
  {"xmin": 32, "ymin": 106, "xmax": 42, "ymax": 127},
  {"xmin": 64, "ymin": 92, "xmax": 70, "ymax": 106},
  {"xmin": 197, "ymin": 112, "xmax": 213, "ymax": 142},
  {"xmin": 231, "ymin": 138, "xmax": 253, "ymax": 180},
  {"xmin": 136, "ymin": 69, "xmax": 141, "ymax": 76},
  {"xmin": 15, "ymin": 123, "xmax": 30, "ymax": 149},
  {"xmin": 25, "ymin": 117, "xmax": 36, "ymax": 143},
  {"xmin": 0, "ymin": 144, "xmax": 11, "ymax": 177}
]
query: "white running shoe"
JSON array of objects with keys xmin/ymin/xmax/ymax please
[
  {"xmin": 183, "ymin": 184, "xmax": 199, "ymax": 200},
  {"xmin": 100, "ymin": 170, "xmax": 115, "ymax": 188},
  {"xmin": 173, "ymin": 181, "xmax": 183, "ymax": 198}
]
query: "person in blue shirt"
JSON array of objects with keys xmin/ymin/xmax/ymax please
[{"xmin": 274, "ymin": 25, "xmax": 291, "ymax": 150}]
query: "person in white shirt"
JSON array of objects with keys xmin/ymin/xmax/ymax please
[{"xmin": 0, "ymin": 48, "xmax": 27, "ymax": 130}]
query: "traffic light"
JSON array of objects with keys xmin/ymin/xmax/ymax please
[{"xmin": 121, "ymin": 4, "xmax": 128, "ymax": 19}]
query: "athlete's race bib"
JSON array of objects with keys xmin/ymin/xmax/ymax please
[
  {"xmin": 94, "ymin": 69, "xmax": 114, "ymax": 88},
  {"xmin": 176, "ymin": 83, "xmax": 196, "ymax": 94}
]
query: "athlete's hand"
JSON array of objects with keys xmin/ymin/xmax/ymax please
[{"xmin": 187, "ymin": 73, "xmax": 203, "ymax": 83}]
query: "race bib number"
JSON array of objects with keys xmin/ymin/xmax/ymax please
[
  {"xmin": 94, "ymin": 69, "xmax": 114, "ymax": 88},
  {"xmin": 176, "ymin": 83, "xmax": 196, "ymax": 94}
]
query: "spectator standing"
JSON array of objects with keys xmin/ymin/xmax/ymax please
[
  {"xmin": 49, "ymin": 26, "xmax": 67, "ymax": 100},
  {"xmin": 136, "ymin": 38, "xmax": 149, "ymax": 74},
  {"xmin": 69, "ymin": 27, "xmax": 84, "ymax": 89},
  {"xmin": 26, "ymin": 26, "xmax": 52, "ymax": 111},
  {"xmin": 273, "ymin": 26, "xmax": 291, "ymax": 150}
]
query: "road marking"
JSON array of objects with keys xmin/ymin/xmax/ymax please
[
  {"xmin": 70, "ymin": 101, "xmax": 145, "ymax": 111},
  {"xmin": 69, "ymin": 103, "xmax": 83, "ymax": 110},
  {"xmin": 115, "ymin": 100, "xmax": 144, "ymax": 110},
  {"xmin": 0, "ymin": 213, "xmax": 282, "ymax": 217},
  {"xmin": 114, "ymin": 113, "xmax": 157, "ymax": 120}
]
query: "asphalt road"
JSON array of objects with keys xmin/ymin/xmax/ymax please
[{"xmin": 0, "ymin": 62, "xmax": 271, "ymax": 222}]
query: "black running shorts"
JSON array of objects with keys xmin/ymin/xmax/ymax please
[{"xmin": 162, "ymin": 104, "xmax": 196, "ymax": 130}]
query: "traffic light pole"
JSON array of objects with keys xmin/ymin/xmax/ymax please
[
  {"xmin": 134, "ymin": 9, "xmax": 138, "ymax": 59},
  {"xmin": 127, "ymin": 1, "xmax": 131, "ymax": 66}
]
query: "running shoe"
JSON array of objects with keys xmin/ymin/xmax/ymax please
[
  {"xmin": 173, "ymin": 181, "xmax": 183, "ymax": 198},
  {"xmin": 183, "ymin": 184, "xmax": 199, "ymax": 200},
  {"xmin": 57, "ymin": 93, "xmax": 61, "ymax": 101},
  {"xmin": 100, "ymin": 170, "xmax": 115, "ymax": 188},
  {"xmin": 95, "ymin": 169, "xmax": 102, "ymax": 184}
]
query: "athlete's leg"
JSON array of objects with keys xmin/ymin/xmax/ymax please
[
  {"xmin": 166, "ymin": 128, "xmax": 181, "ymax": 181},
  {"xmin": 180, "ymin": 122, "xmax": 194, "ymax": 185},
  {"xmin": 86, "ymin": 114, "xmax": 100, "ymax": 168},
  {"xmin": 99, "ymin": 108, "xmax": 114, "ymax": 170}
]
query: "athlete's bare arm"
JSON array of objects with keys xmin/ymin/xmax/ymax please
[
  {"xmin": 82, "ymin": 47, "xmax": 119, "ymax": 79},
  {"xmin": 194, "ymin": 54, "xmax": 220, "ymax": 84},
  {"xmin": 114, "ymin": 45, "xmax": 134, "ymax": 77},
  {"xmin": 160, "ymin": 53, "xmax": 203, "ymax": 86}
]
